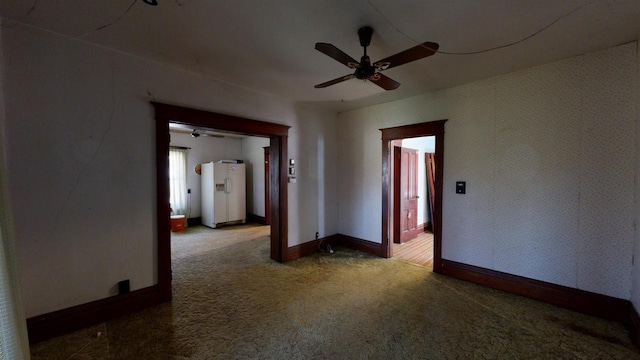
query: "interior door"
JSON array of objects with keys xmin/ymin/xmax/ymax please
[{"xmin": 399, "ymin": 147, "xmax": 419, "ymax": 242}]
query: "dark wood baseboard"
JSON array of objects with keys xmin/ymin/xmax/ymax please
[
  {"xmin": 247, "ymin": 213, "xmax": 267, "ymax": 225},
  {"xmin": 630, "ymin": 304, "xmax": 640, "ymax": 348},
  {"xmin": 337, "ymin": 234, "xmax": 385, "ymax": 257},
  {"xmin": 27, "ymin": 285, "xmax": 165, "ymax": 344},
  {"xmin": 287, "ymin": 234, "xmax": 340, "ymax": 261},
  {"xmin": 419, "ymin": 221, "xmax": 432, "ymax": 232},
  {"xmin": 286, "ymin": 234, "xmax": 383, "ymax": 260},
  {"xmin": 187, "ymin": 217, "xmax": 201, "ymax": 227},
  {"xmin": 437, "ymin": 259, "xmax": 629, "ymax": 323}
]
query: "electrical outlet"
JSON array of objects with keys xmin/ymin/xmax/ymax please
[
  {"xmin": 315, "ymin": 232, "xmax": 319, "ymax": 240},
  {"xmin": 118, "ymin": 280, "xmax": 130, "ymax": 295},
  {"xmin": 187, "ymin": 189, "xmax": 191, "ymax": 194}
]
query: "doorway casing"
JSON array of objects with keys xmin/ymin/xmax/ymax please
[
  {"xmin": 153, "ymin": 102, "xmax": 290, "ymax": 301},
  {"xmin": 381, "ymin": 120, "xmax": 446, "ymax": 271}
]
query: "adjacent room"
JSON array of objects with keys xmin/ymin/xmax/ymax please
[
  {"xmin": 1, "ymin": 1, "xmax": 640, "ymax": 359},
  {"xmin": 390, "ymin": 136, "xmax": 436, "ymax": 268},
  {"xmin": 168, "ymin": 123, "xmax": 273, "ymax": 272}
]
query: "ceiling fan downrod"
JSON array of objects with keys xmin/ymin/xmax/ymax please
[{"xmin": 355, "ymin": 26, "xmax": 374, "ymax": 80}]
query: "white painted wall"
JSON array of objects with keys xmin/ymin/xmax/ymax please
[
  {"xmin": 338, "ymin": 43, "xmax": 638, "ymax": 300},
  {"xmin": 288, "ymin": 104, "xmax": 339, "ymax": 243},
  {"xmin": 1, "ymin": 22, "xmax": 338, "ymax": 317},
  {"xmin": 631, "ymin": 43, "xmax": 640, "ymax": 311},
  {"xmin": 169, "ymin": 132, "xmax": 243, "ymax": 219},
  {"xmin": 401, "ymin": 136, "xmax": 435, "ymax": 227},
  {"xmin": 241, "ymin": 137, "xmax": 270, "ymax": 217},
  {"xmin": 0, "ymin": 20, "xmax": 31, "ymax": 358}
]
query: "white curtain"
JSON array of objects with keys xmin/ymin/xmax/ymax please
[
  {"xmin": 0, "ymin": 136, "xmax": 30, "ymax": 358},
  {"xmin": 169, "ymin": 148, "xmax": 188, "ymax": 215}
]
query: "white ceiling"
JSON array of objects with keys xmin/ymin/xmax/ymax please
[{"xmin": 2, "ymin": 0, "xmax": 639, "ymax": 112}]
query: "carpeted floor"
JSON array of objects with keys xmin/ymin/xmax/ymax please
[{"xmin": 31, "ymin": 224, "xmax": 640, "ymax": 359}]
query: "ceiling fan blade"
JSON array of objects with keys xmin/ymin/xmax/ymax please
[
  {"xmin": 315, "ymin": 43, "xmax": 360, "ymax": 69},
  {"xmin": 369, "ymin": 73, "xmax": 400, "ymax": 90},
  {"xmin": 314, "ymin": 74, "xmax": 356, "ymax": 88},
  {"xmin": 373, "ymin": 41, "xmax": 439, "ymax": 71}
]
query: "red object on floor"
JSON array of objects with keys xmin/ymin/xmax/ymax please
[{"xmin": 171, "ymin": 215, "xmax": 186, "ymax": 232}]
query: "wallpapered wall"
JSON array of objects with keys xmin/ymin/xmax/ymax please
[{"xmin": 337, "ymin": 42, "xmax": 638, "ymax": 299}]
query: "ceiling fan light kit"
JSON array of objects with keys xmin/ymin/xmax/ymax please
[{"xmin": 314, "ymin": 26, "xmax": 439, "ymax": 91}]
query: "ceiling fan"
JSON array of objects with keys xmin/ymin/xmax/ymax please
[
  {"xmin": 314, "ymin": 26, "xmax": 439, "ymax": 90},
  {"xmin": 191, "ymin": 129, "xmax": 224, "ymax": 138}
]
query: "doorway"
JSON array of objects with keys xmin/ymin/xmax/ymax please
[
  {"xmin": 391, "ymin": 137, "xmax": 436, "ymax": 268},
  {"xmin": 153, "ymin": 102, "xmax": 290, "ymax": 302},
  {"xmin": 380, "ymin": 120, "xmax": 446, "ymax": 273}
]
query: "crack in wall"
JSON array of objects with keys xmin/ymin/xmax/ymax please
[
  {"xmin": 52, "ymin": 57, "xmax": 117, "ymax": 237},
  {"xmin": 25, "ymin": 0, "xmax": 37, "ymax": 16},
  {"xmin": 77, "ymin": 0, "xmax": 138, "ymax": 38}
]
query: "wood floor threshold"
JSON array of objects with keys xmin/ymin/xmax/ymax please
[{"xmin": 392, "ymin": 232, "xmax": 433, "ymax": 267}]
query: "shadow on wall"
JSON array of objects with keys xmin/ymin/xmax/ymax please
[{"xmin": 291, "ymin": 103, "xmax": 339, "ymax": 245}]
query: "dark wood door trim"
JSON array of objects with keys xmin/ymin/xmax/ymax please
[
  {"xmin": 264, "ymin": 146, "xmax": 271, "ymax": 225},
  {"xmin": 393, "ymin": 146, "xmax": 401, "ymax": 244},
  {"xmin": 153, "ymin": 102, "xmax": 290, "ymax": 301},
  {"xmin": 380, "ymin": 120, "xmax": 446, "ymax": 271},
  {"xmin": 390, "ymin": 140, "xmax": 402, "ymax": 244}
]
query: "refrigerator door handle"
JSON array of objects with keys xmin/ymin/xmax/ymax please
[{"xmin": 225, "ymin": 178, "xmax": 231, "ymax": 194}]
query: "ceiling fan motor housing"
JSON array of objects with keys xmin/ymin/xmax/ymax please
[
  {"xmin": 358, "ymin": 26, "xmax": 373, "ymax": 47},
  {"xmin": 355, "ymin": 55, "xmax": 375, "ymax": 79}
]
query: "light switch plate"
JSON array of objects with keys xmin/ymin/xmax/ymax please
[{"xmin": 456, "ymin": 181, "xmax": 466, "ymax": 194}]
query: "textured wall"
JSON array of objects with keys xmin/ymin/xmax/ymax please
[
  {"xmin": 1, "ymin": 23, "xmax": 338, "ymax": 317},
  {"xmin": 338, "ymin": 43, "xmax": 638, "ymax": 299}
]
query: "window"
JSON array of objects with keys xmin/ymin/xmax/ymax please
[{"xmin": 169, "ymin": 148, "xmax": 188, "ymax": 215}]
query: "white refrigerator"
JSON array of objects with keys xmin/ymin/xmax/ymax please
[{"xmin": 201, "ymin": 162, "xmax": 246, "ymax": 228}]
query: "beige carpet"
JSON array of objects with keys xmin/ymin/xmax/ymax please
[{"xmin": 31, "ymin": 224, "xmax": 639, "ymax": 359}]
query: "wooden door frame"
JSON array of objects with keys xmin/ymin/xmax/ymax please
[
  {"xmin": 381, "ymin": 120, "xmax": 446, "ymax": 271},
  {"xmin": 392, "ymin": 146, "xmax": 401, "ymax": 243},
  {"xmin": 263, "ymin": 146, "xmax": 271, "ymax": 225},
  {"xmin": 153, "ymin": 102, "xmax": 290, "ymax": 301}
]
